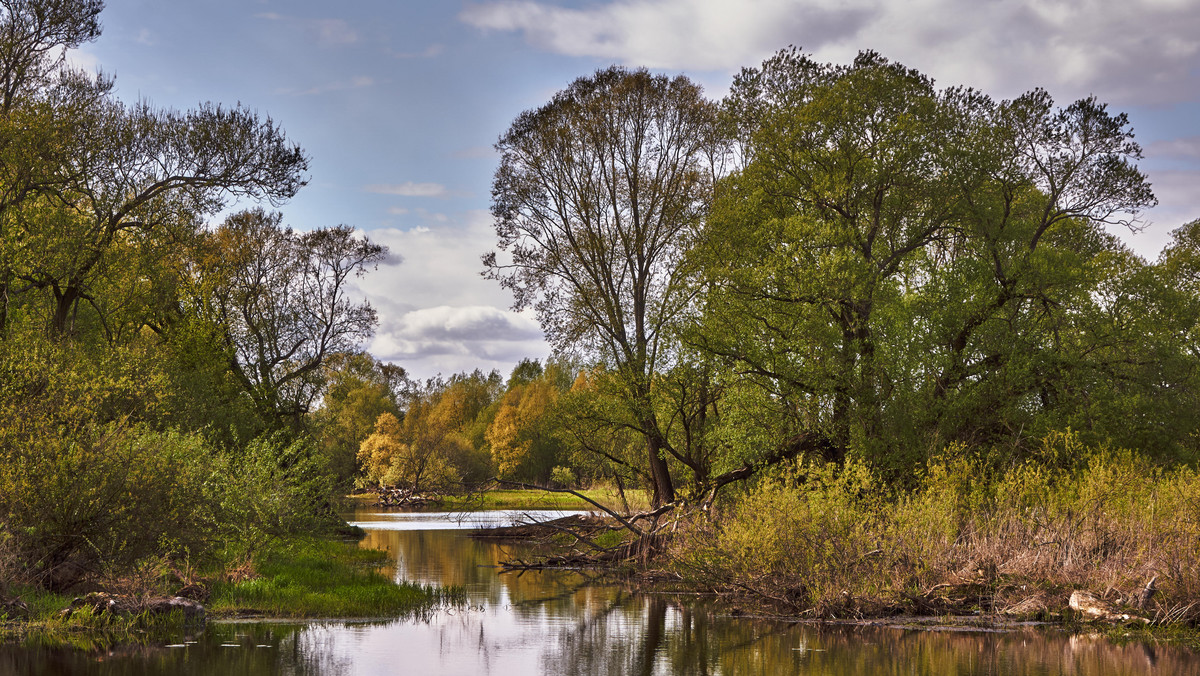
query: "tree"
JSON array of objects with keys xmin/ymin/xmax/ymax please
[
  {"xmin": 485, "ymin": 66, "xmax": 724, "ymax": 507},
  {"xmin": 693, "ymin": 49, "xmax": 1156, "ymax": 467},
  {"xmin": 0, "ymin": 0, "xmax": 106, "ymax": 334},
  {"xmin": 190, "ymin": 208, "xmax": 386, "ymax": 425},
  {"xmin": 357, "ymin": 410, "xmax": 461, "ymax": 497},
  {"xmin": 312, "ymin": 352, "xmax": 406, "ymax": 486},
  {"xmin": 487, "ymin": 363, "xmax": 565, "ymax": 483},
  {"xmin": 7, "ymin": 99, "xmax": 309, "ymax": 336},
  {"xmin": 0, "ymin": 0, "xmax": 102, "ymax": 114}
]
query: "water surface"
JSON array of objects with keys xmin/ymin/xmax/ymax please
[{"xmin": 3, "ymin": 509, "xmax": 1198, "ymax": 675}]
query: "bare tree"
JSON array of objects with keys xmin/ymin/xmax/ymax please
[
  {"xmin": 195, "ymin": 208, "xmax": 386, "ymax": 424},
  {"xmin": 485, "ymin": 66, "xmax": 723, "ymax": 507}
]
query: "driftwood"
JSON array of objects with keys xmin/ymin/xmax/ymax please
[
  {"xmin": 492, "ymin": 479, "xmax": 654, "ymax": 536},
  {"xmin": 58, "ymin": 592, "xmax": 206, "ymax": 624},
  {"xmin": 499, "ymin": 532, "xmax": 670, "ymax": 571},
  {"xmin": 371, "ymin": 487, "xmax": 439, "ymax": 508},
  {"xmin": 1069, "ymin": 590, "xmax": 1150, "ymax": 624}
]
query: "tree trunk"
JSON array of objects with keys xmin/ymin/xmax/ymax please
[
  {"xmin": 646, "ymin": 428, "xmax": 675, "ymax": 508},
  {"xmin": 52, "ymin": 285, "xmax": 81, "ymax": 335}
]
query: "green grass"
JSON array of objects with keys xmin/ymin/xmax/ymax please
[
  {"xmin": 1, "ymin": 587, "xmax": 200, "ymax": 650},
  {"xmin": 208, "ymin": 537, "xmax": 463, "ymax": 618},
  {"xmin": 432, "ymin": 488, "xmax": 650, "ymax": 512}
]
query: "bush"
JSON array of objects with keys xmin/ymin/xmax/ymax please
[
  {"xmin": 0, "ymin": 424, "xmax": 220, "ymax": 590},
  {"xmin": 550, "ymin": 465, "xmax": 577, "ymax": 488},
  {"xmin": 675, "ymin": 432, "xmax": 1200, "ymax": 621},
  {"xmin": 212, "ymin": 432, "xmax": 340, "ymax": 559}
]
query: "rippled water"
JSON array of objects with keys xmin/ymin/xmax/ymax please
[{"xmin": 3, "ymin": 509, "xmax": 1199, "ymax": 675}]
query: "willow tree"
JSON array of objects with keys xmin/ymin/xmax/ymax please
[
  {"xmin": 695, "ymin": 49, "xmax": 1156, "ymax": 467},
  {"xmin": 485, "ymin": 66, "xmax": 723, "ymax": 507}
]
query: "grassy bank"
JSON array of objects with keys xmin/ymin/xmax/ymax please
[
  {"xmin": 668, "ymin": 433, "xmax": 1200, "ymax": 627},
  {"xmin": 1, "ymin": 536, "xmax": 461, "ymax": 648},
  {"xmin": 1, "ymin": 588, "xmax": 205, "ymax": 650},
  {"xmin": 208, "ymin": 537, "xmax": 463, "ymax": 618}
]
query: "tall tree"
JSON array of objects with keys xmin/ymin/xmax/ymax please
[
  {"xmin": 190, "ymin": 208, "xmax": 386, "ymax": 425},
  {"xmin": 485, "ymin": 66, "xmax": 723, "ymax": 506},
  {"xmin": 695, "ymin": 49, "xmax": 1156, "ymax": 466}
]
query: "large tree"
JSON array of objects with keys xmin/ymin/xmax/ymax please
[
  {"xmin": 485, "ymin": 66, "xmax": 723, "ymax": 506},
  {"xmin": 694, "ymin": 49, "xmax": 1157, "ymax": 466},
  {"xmin": 189, "ymin": 208, "xmax": 386, "ymax": 425}
]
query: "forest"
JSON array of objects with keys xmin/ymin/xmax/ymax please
[{"xmin": 3, "ymin": 0, "xmax": 1200, "ymax": 624}]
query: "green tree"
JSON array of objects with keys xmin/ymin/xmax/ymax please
[
  {"xmin": 485, "ymin": 66, "xmax": 724, "ymax": 507},
  {"xmin": 694, "ymin": 49, "xmax": 1156, "ymax": 469},
  {"xmin": 312, "ymin": 352, "xmax": 406, "ymax": 487},
  {"xmin": 187, "ymin": 208, "xmax": 386, "ymax": 426}
]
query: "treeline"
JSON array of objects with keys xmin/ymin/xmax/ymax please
[
  {"xmin": 0, "ymin": 1, "xmax": 387, "ymax": 590},
  {"xmin": 353, "ymin": 358, "xmax": 691, "ymax": 499},
  {"xmin": 465, "ymin": 47, "xmax": 1200, "ymax": 514}
]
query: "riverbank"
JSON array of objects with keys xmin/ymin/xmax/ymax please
[
  {"xmin": 458, "ymin": 449, "xmax": 1200, "ymax": 644},
  {"xmin": 352, "ymin": 486, "xmax": 651, "ymax": 512},
  {"xmin": 0, "ymin": 536, "xmax": 461, "ymax": 649}
]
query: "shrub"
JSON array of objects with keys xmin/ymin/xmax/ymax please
[{"xmin": 675, "ymin": 432, "xmax": 1200, "ymax": 621}]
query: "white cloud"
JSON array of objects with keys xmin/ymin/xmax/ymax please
[
  {"xmin": 1147, "ymin": 137, "xmax": 1200, "ymax": 161},
  {"xmin": 460, "ymin": 0, "xmax": 1200, "ymax": 104},
  {"xmin": 357, "ymin": 212, "xmax": 549, "ymax": 377},
  {"xmin": 453, "ymin": 145, "xmax": 497, "ymax": 160},
  {"xmin": 273, "ymin": 76, "xmax": 375, "ymax": 97},
  {"xmin": 62, "ymin": 47, "xmax": 100, "ymax": 75},
  {"xmin": 389, "ymin": 44, "xmax": 446, "ymax": 59},
  {"xmin": 1131, "ymin": 169, "xmax": 1200, "ymax": 255},
  {"xmin": 366, "ymin": 182, "xmax": 450, "ymax": 198}
]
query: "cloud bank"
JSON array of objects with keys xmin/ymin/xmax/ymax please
[
  {"xmin": 461, "ymin": 0, "xmax": 1200, "ymax": 104},
  {"xmin": 356, "ymin": 211, "xmax": 550, "ymax": 378}
]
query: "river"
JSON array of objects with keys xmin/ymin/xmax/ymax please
[{"xmin": 2, "ymin": 508, "xmax": 1199, "ymax": 675}]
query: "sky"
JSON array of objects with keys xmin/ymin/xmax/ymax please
[{"xmin": 71, "ymin": 0, "xmax": 1200, "ymax": 380}]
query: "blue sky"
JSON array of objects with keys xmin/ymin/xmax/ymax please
[{"xmin": 72, "ymin": 0, "xmax": 1200, "ymax": 379}]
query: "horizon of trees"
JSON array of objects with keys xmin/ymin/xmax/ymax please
[{"xmin": 4, "ymin": 0, "xmax": 1200, "ymax": 591}]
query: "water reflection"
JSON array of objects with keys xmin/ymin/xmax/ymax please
[{"xmin": 3, "ymin": 509, "xmax": 1198, "ymax": 675}]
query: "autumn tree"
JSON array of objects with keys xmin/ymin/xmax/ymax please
[
  {"xmin": 312, "ymin": 352, "xmax": 406, "ymax": 486},
  {"xmin": 485, "ymin": 66, "xmax": 724, "ymax": 507},
  {"xmin": 486, "ymin": 359, "xmax": 573, "ymax": 483}
]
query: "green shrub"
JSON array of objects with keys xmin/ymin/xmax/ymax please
[
  {"xmin": 676, "ymin": 432, "xmax": 1200, "ymax": 621},
  {"xmin": 0, "ymin": 424, "xmax": 221, "ymax": 589}
]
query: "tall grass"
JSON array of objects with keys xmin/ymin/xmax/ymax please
[
  {"xmin": 673, "ymin": 432, "xmax": 1200, "ymax": 623},
  {"xmin": 208, "ymin": 538, "xmax": 463, "ymax": 618}
]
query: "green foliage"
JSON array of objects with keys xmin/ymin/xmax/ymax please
[
  {"xmin": 311, "ymin": 352, "xmax": 406, "ymax": 488},
  {"xmin": 208, "ymin": 538, "xmax": 462, "ymax": 618},
  {"xmin": 550, "ymin": 465, "xmax": 577, "ymax": 488},
  {"xmin": 212, "ymin": 432, "xmax": 340, "ymax": 559},
  {"xmin": 486, "ymin": 65, "xmax": 727, "ymax": 506},
  {"xmin": 0, "ymin": 1, "xmax": 388, "ymax": 596},
  {"xmin": 678, "ymin": 432, "xmax": 1200, "ymax": 620},
  {"xmin": 690, "ymin": 47, "xmax": 1164, "ymax": 475},
  {"xmin": 0, "ymin": 424, "xmax": 212, "ymax": 590}
]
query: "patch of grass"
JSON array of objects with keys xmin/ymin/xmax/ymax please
[
  {"xmin": 1, "ymin": 587, "xmax": 199, "ymax": 649},
  {"xmin": 591, "ymin": 529, "xmax": 630, "ymax": 550},
  {"xmin": 433, "ymin": 488, "xmax": 650, "ymax": 512},
  {"xmin": 208, "ymin": 537, "xmax": 463, "ymax": 618}
]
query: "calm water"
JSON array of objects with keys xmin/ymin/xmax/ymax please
[{"xmin": 3, "ymin": 509, "xmax": 1199, "ymax": 675}]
